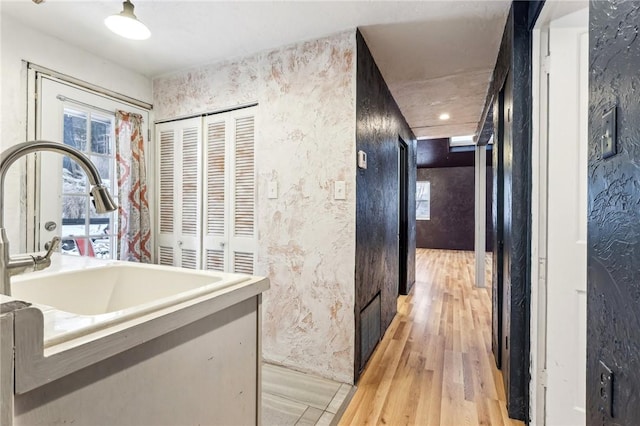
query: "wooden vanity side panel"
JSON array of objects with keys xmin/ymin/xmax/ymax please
[
  {"xmin": 13, "ymin": 296, "xmax": 260, "ymax": 426},
  {"xmin": 0, "ymin": 313, "xmax": 14, "ymax": 426}
]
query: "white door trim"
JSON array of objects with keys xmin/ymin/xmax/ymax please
[
  {"xmin": 530, "ymin": 3, "xmax": 588, "ymax": 425},
  {"xmin": 530, "ymin": 23, "xmax": 549, "ymax": 426},
  {"xmin": 474, "ymin": 143, "xmax": 487, "ymax": 288}
]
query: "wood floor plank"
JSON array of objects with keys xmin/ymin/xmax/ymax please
[{"xmin": 339, "ymin": 249, "xmax": 525, "ymax": 426}]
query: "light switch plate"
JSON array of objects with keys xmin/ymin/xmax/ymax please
[
  {"xmin": 268, "ymin": 181, "xmax": 278, "ymax": 199},
  {"xmin": 602, "ymin": 105, "xmax": 617, "ymax": 159},
  {"xmin": 357, "ymin": 150, "xmax": 367, "ymax": 169},
  {"xmin": 334, "ymin": 181, "xmax": 346, "ymax": 200}
]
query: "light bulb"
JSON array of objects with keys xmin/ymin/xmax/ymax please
[{"xmin": 104, "ymin": 1, "xmax": 150, "ymax": 40}]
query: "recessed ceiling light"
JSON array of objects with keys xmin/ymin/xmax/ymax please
[
  {"xmin": 439, "ymin": 113, "xmax": 450, "ymax": 121},
  {"xmin": 105, "ymin": 0, "xmax": 151, "ymax": 40}
]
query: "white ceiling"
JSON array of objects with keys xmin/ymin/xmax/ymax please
[{"xmin": 1, "ymin": 0, "xmax": 511, "ymax": 139}]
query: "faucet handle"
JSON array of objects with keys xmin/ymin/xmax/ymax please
[
  {"xmin": 33, "ymin": 236, "xmax": 61, "ymax": 271},
  {"xmin": 43, "ymin": 236, "xmax": 61, "ymax": 258}
]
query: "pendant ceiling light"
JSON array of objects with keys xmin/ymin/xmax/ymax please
[{"xmin": 105, "ymin": 0, "xmax": 151, "ymax": 40}]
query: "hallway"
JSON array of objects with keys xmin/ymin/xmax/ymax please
[{"xmin": 339, "ymin": 249, "xmax": 523, "ymax": 426}]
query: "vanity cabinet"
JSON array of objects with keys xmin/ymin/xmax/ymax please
[
  {"xmin": 155, "ymin": 107, "xmax": 257, "ymax": 274},
  {"xmin": 0, "ymin": 256, "xmax": 269, "ymax": 426}
]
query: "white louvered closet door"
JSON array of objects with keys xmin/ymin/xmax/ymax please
[
  {"xmin": 156, "ymin": 118, "xmax": 202, "ymax": 269},
  {"xmin": 202, "ymin": 108, "xmax": 257, "ymax": 274},
  {"xmin": 202, "ymin": 117, "xmax": 227, "ymax": 271}
]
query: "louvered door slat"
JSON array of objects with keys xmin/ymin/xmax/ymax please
[
  {"xmin": 207, "ymin": 121, "xmax": 226, "ymax": 236},
  {"xmin": 181, "ymin": 249, "xmax": 197, "ymax": 269},
  {"xmin": 159, "ymin": 130, "xmax": 174, "ymax": 234},
  {"xmin": 234, "ymin": 116, "xmax": 255, "ymax": 237},
  {"xmin": 234, "ymin": 251, "xmax": 254, "ymax": 274},
  {"xmin": 206, "ymin": 249, "xmax": 225, "ymax": 271},
  {"xmin": 158, "ymin": 246, "xmax": 174, "ymax": 266},
  {"xmin": 182, "ymin": 128, "xmax": 199, "ymax": 236}
]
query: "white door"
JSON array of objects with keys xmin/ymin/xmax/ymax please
[
  {"xmin": 156, "ymin": 108, "xmax": 256, "ymax": 273},
  {"xmin": 202, "ymin": 109, "xmax": 256, "ymax": 274},
  {"xmin": 37, "ymin": 75, "xmax": 149, "ymax": 258},
  {"xmin": 156, "ymin": 118, "xmax": 203, "ymax": 269},
  {"xmin": 544, "ymin": 8, "xmax": 588, "ymax": 425},
  {"xmin": 201, "ymin": 116, "xmax": 227, "ymax": 271}
]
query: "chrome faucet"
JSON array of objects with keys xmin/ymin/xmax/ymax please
[{"xmin": 0, "ymin": 141, "xmax": 118, "ymax": 296}]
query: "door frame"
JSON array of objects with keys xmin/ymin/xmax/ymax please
[
  {"xmin": 492, "ymin": 87, "xmax": 505, "ymax": 370},
  {"xmin": 530, "ymin": 21, "xmax": 548, "ymax": 426},
  {"xmin": 25, "ymin": 63, "xmax": 153, "ymax": 253},
  {"xmin": 398, "ymin": 137, "xmax": 409, "ymax": 295},
  {"xmin": 530, "ymin": 3, "xmax": 589, "ymax": 424}
]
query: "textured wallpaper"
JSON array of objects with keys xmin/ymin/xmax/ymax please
[
  {"xmin": 587, "ymin": 1, "xmax": 640, "ymax": 422},
  {"xmin": 153, "ymin": 31, "xmax": 357, "ymax": 383},
  {"xmin": 354, "ymin": 31, "xmax": 416, "ymax": 375}
]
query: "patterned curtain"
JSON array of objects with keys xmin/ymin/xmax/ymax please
[{"xmin": 115, "ymin": 110, "xmax": 151, "ymax": 263}]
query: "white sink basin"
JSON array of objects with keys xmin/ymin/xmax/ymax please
[
  {"xmin": 7, "ymin": 260, "xmax": 255, "ymax": 348},
  {"xmin": 11, "ymin": 262, "xmax": 249, "ymax": 316}
]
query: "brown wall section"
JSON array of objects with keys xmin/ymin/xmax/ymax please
[
  {"xmin": 355, "ymin": 30, "xmax": 416, "ymax": 379},
  {"xmin": 417, "ymin": 138, "xmax": 492, "ymax": 168},
  {"xmin": 416, "ymin": 166, "xmax": 493, "ymax": 251}
]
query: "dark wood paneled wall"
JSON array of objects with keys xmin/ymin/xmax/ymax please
[
  {"xmin": 483, "ymin": 1, "xmax": 542, "ymax": 420},
  {"xmin": 417, "ymin": 138, "xmax": 493, "ymax": 168},
  {"xmin": 416, "ymin": 166, "xmax": 493, "ymax": 252},
  {"xmin": 355, "ymin": 30, "xmax": 416, "ymax": 380},
  {"xmin": 587, "ymin": 1, "xmax": 640, "ymax": 423}
]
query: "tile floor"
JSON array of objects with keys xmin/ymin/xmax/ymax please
[{"xmin": 262, "ymin": 363, "xmax": 355, "ymax": 426}]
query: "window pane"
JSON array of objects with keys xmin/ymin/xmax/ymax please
[
  {"xmin": 89, "ymin": 219, "xmax": 111, "ymax": 236},
  {"xmin": 72, "ymin": 238, "xmax": 93, "ymax": 257},
  {"xmin": 63, "ymin": 109, "xmax": 87, "ymax": 151},
  {"xmin": 89, "ymin": 200, "xmax": 117, "ymax": 236},
  {"xmin": 91, "ymin": 116, "xmax": 112, "ymax": 155},
  {"xmin": 62, "ymin": 155, "xmax": 88, "ymax": 193},
  {"xmin": 91, "ymin": 155, "xmax": 112, "ymax": 186},
  {"xmin": 93, "ymin": 236, "xmax": 113, "ymax": 259},
  {"xmin": 62, "ymin": 195, "xmax": 86, "ymax": 227},
  {"xmin": 60, "ymin": 238, "xmax": 80, "ymax": 256}
]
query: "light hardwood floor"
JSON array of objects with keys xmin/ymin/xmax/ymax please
[{"xmin": 339, "ymin": 249, "xmax": 525, "ymax": 426}]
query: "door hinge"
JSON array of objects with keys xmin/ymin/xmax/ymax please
[
  {"xmin": 148, "ymin": 129, "xmax": 151, "ymax": 142},
  {"xmin": 542, "ymin": 55, "xmax": 551, "ymax": 74},
  {"xmin": 538, "ymin": 369, "xmax": 548, "ymax": 387},
  {"xmin": 538, "ymin": 257, "xmax": 547, "ymax": 282}
]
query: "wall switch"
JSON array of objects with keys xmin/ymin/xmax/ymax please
[
  {"xmin": 268, "ymin": 181, "xmax": 278, "ymax": 199},
  {"xmin": 358, "ymin": 150, "xmax": 367, "ymax": 169},
  {"xmin": 334, "ymin": 181, "xmax": 346, "ymax": 200},
  {"xmin": 602, "ymin": 105, "xmax": 617, "ymax": 159},
  {"xmin": 598, "ymin": 360, "xmax": 614, "ymax": 419}
]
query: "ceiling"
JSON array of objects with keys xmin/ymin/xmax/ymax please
[{"xmin": 1, "ymin": 0, "xmax": 511, "ymax": 140}]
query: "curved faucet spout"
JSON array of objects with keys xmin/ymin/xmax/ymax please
[
  {"xmin": 0, "ymin": 140, "xmax": 118, "ymax": 295},
  {"xmin": 0, "ymin": 140, "xmax": 118, "ymax": 228}
]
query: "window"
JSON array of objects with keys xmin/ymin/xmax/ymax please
[
  {"xmin": 60, "ymin": 107, "xmax": 118, "ymax": 259},
  {"xmin": 34, "ymin": 73, "xmax": 150, "ymax": 259},
  {"xmin": 416, "ymin": 181, "xmax": 430, "ymax": 220}
]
